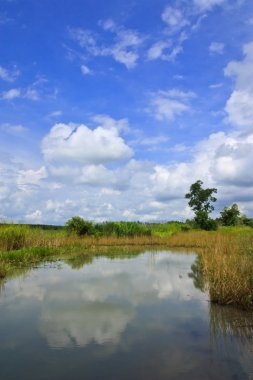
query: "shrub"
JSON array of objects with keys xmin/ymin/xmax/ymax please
[
  {"xmin": 194, "ymin": 211, "xmax": 218, "ymax": 231},
  {"xmin": 65, "ymin": 216, "xmax": 94, "ymax": 236},
  {"xmin": 220, "ymin": 204, "xmax": 240, "ymax": 226},
  {"xmin": 241, "ymin": 217, "xmax": 253, "ymax": 228}
]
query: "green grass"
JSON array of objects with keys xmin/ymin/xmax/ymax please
[{"xmin": 150, "ymin": 222, "xmax": 189, "ymax": 237}]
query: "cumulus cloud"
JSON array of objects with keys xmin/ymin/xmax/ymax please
[
  {"xmin": 41, "ymin": 122, "xmax": 133, "ymax": 165},
  {"xmin": 2, "ymin": 125, "xmax": 253, "ymax": 223},
  {"xmin": 17, "ymin": 166, "xmax": 48, "ymax": 191},
  {"xmin": 225, "ymin": 41, "xmax": 253, "ymax": 129}
]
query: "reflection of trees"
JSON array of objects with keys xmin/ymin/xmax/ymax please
[
  {"xmin": 188, "ymin": 256, "xmax": 205, "ymax": 292},
  {"xmin": 65, "ymin": 248, "xmax": 145, "ymax": 271},
  {"xmin": 65, "ymin": 255, "xmax": 94, "ymax": 270}
]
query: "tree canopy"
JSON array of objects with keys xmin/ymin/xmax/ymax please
[
  {"xmin": 220, "ymin": 204, "xmax": 240, "ymax": 226},
  {"xmin": 185, "ymin": 180, "xmax": 217, "ymax": 230},
  {"xmin": 185, "ymin": 180, "xmax": 217, "ymax": 213}
]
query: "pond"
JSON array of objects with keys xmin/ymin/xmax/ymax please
[{"xmin": 0, "ymin": 250, "xmax": 252, "ymax": 380}]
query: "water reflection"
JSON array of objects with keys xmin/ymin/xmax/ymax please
[
  {"xmin": 0, "ymin": 250, "xmax": 252, "ymax": 380},
  {"xmin": 38, "ymin": 251, "xmax": 202, "ymax": 349},
  {"xmin": 210, "ymin": 303, "xmax": 253, "ymax": 343}
]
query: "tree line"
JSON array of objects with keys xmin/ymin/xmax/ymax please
[
  {"xmin": 65, "ymin": 180, "xmax": 253, "ymax": 235},
  {"xmin": 185, "ymin": 180, "xmax": 253, "ymax": 230}
]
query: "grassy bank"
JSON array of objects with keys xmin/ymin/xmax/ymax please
[
  {"xmin": 0, "ymin": 224, "xmax": 253, "ymax": 309},
  {"xmin": 166, "ymin": 230, "xmax": 253, "ymax": 309}
]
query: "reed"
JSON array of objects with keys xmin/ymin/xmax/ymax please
[{"xmin": 169, "ymin": 231, "xmax": 253, "ymax": 309}]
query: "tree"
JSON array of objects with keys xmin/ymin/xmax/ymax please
[
  {"xmin": 65, "ymin": 216, "xmax": 94, "ymax": 236},
  {"xmin": 185, "ymin": 180, "xmax": 217, "ymax": 230},
  {"xmin": 220, "ymin": 204, "xmax": 240, "ymax": 226}
]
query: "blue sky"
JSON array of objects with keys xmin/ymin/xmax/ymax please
[{"xmin": 0, "ymin": 0, "xmax": 253, "ymax": 223}]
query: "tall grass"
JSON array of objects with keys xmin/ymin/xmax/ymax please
[
  {"xmin": 167, "ymin": 231, "xmax": 253, "ymax": 309},
  {"xmin": 150, "ymin": 222, "xmax": 188, "ymax": 237},
  {"xmin": 0, "ymin": 225, "xmax": 29, "ymax": 251}
]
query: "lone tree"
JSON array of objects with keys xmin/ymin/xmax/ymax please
[
  {"xmin": 220, "ymin": 203, "xmax": 240, "ymax": 226},
  {"xmin": 185, "ymin": 180, "xmax": 217, "ymax": 230}
]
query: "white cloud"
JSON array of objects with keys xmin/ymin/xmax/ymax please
[
  {"xmin": 209, "ymin": 83, "xmax": 223, "ymax": 89},
  {"xmin": 91, "ymin": 114, "xmax": 129, "ymax": 133},
  {"xmin": 48, "ymin": 110, "xmax": 62, "ymax": 118},
  {"xmin": 78, "ymin": 165, "xmax": 115, "ymax": 186},
  {"xmin": 25, "ymin": 210, "xmax": 42, "ymax": 222},
  {"xmin": 41, "ymin": 121, "xmax": 133, "ymax": 165},
  {"xmin": 149, "ymin": 89, "xmax": 195, "ymax": 121},
  {"xmin": 17, "ymin": 167, "xmax": 48, "ymax": 192},
  {"xmin": 0, "ymin": 65, "xmax": 19, "ymax": 82},
  {"xmin": 70, "ymin": 24, "xmax": 144, "ymax": 69},
  {"xmin": 1, "ymin": 77, "xmax": 54, "ymax": 102},
  {"xmin": 139, "ymin": 135, "xmax": 170, "ymax": 146},
  {"xmin": 24, "ymin": 88, "xmax": 40, "ymax": 100},
  {"xmin": 225, "ymin": 90, "xmax": 253, "ymax": 128},
  {"xmin": 209, "ymin": 42, "xmax": 225, "ymax": 55},
  {"xmin": 225, "ymin": 41, "xmax": 253, "ymax": 129},
  {"xmin": 0, "ymin": 123, "xmax": 27, "ymax": 135},
  {"xmin": 81, "ymin": 64, "xmax": 92, "ymax": 75},
  {"xmin": 2, "ymin": 125, "xmax": 253, "ymax": 223},
  {"xmin": 1, "ymin": 88, "xmax": 21, "ymax": 100},
  {"xmin": 101, "ymin": 28, "xmax": 144, "ymax": 69},
  {"xmin": 162, "ymin": 6, "xmax": 189, "ymax": 33},
  {"xmin": 193, "ymin": 0, "xmax": 226, "ymax": 11},
  {"xmin": 147, "ymin": 41, "xmax": 171, "ymax": 60}
]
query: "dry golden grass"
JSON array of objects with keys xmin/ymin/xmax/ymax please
[{"xmin": 166, "ymin": 231, "xmax": 253, "ymax": 309}]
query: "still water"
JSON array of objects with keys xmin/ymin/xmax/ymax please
[{"xmin": 0, "ymin": 250, "xmax": 252, "ymax": 380}]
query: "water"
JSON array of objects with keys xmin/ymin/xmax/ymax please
[{"xmin": 0, "ymin": 250, "xmax": 252, "ymax": 380}]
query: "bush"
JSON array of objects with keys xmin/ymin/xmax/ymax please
[
  {"xmin": 220, "ymin": 204, "xmax": 240, "ymax": 226},
  {"xmin": 194, "ymin": 211, "xmax": 218, "ymax": 231},
  {"xmin": 65, "ymin": 216, "xmax": 94, "ymax": 236},
  {"xmin": 241, "ymin": 217, "xmax": 253, "ymax": 228}
]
